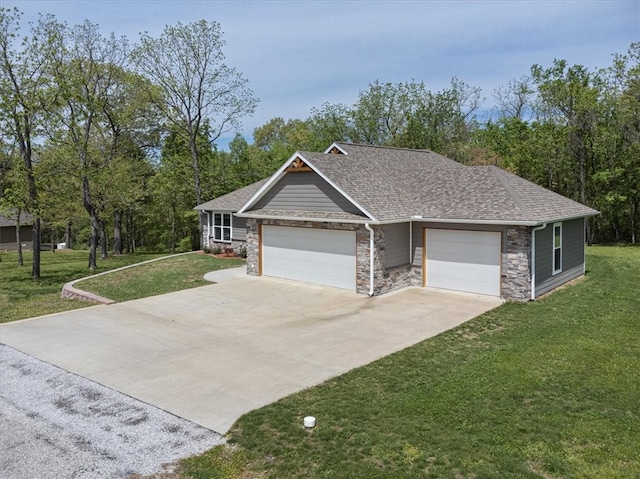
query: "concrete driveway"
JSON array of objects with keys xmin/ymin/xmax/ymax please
[{"xmin": 0, "ymin": 276, "xmax": 501, "ymax": 433}]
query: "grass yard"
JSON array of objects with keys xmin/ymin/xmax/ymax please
[
  {"xmin": 0, "ymin": 250, "xmax": 164, "ymax": 323},
  {"xmin": 77, "ymin": 253, "xmax": 244, "ymax": 302},
  {"xmin": 0, "ymin": 250, "xmax": 243, "ymax": 323},
  {"xmin": 178, "ymin": 246, "xmax": 640, "ymax": 479}
]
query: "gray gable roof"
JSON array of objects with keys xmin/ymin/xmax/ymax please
[
  {"xmin": 195, "ymin": 178, "xmax": 269, "ymax": 211},
  {"xmin": 236, "ymin": 143, "xmax": 599, "ymax": 225},
  {"xmin": 0, "ymin": 211, "xmax": 34, "ymax": 228}
]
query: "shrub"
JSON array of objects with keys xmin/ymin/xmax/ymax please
[{"xmin": 176, "ymin": 237, "xmax": 192, "ymax": 253}]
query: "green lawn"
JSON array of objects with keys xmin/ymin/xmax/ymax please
[
  {"xmin": 77, "ymin": 253, "xmax": 244, "ymax": 302},
  {"xmin": 2, "ymin": 247, "xmax": 638, "ymax": 478},
  {"xmin": 180, "ymin": 246, "xmax": 640, "ymax": 479},
  {"xmin": 0, "ymin": 250, "xmax": 243, "ymax": 322}
]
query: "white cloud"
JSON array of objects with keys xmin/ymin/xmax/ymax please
[{"xmin": 4, "ymin": 0, "xmax": 638, "ymax": 147}]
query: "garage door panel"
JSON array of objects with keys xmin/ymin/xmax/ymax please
[
  {"xmin": 426, "ymin": 229, "xmax": 501, "ymax": 296},
  {"xmin": 262, "ymin": 226, "xmax": 356, "ymax": 290}
]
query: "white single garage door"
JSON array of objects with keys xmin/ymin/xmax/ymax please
[
  {"xmin": 425, "ymin": 229, "xmax": 501, "ymax": 296},
  {"xmin": 262, "ymin": 226, "xmax": 356, "ymax": 290}
]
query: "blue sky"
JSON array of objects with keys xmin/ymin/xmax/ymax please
[{"xmin": 2, "ymin": 0, "xmax": 638, "ymax": 149}]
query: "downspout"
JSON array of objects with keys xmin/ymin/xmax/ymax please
[
  {"xmin": 205, "ymin": 212, "xmax": 211, "ymax": 248},
  {"xmin": 365, "ymin": 223, "xmax": 375, "ymax": 296},
  {"xmin": 409, "ymin": 221, "xmax": 413, "ymax": 263},
  {"xmin": 530, "ymin": 223, "xmax": 547, "ymax": 300}
]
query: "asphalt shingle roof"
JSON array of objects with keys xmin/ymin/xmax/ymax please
[
  {"xmin": 0, "ymin": 211, "xmax": 34, "ymax": 228},
  {"xmin": 194, "ymin": 178, "xmax": 269, "ymax": 211},
  {"xmin": 197, "ymin": 143, "xmax": 598, "ymax": 225},
  {"xmin": 302, "ymin": 143, "xmax": 598, "ymax": 223}
]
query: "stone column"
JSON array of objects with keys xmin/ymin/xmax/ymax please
[
  {"xmin": 503, "ymin": 226, "xmax": 531, "ymax": 301},
  {"xmin": 246, "ymin": 219, "xmax": 259, "ymax": 276}
]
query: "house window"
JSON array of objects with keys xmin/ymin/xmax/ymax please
[
  {"xmin": 553, "ymin": 222, "xmax": 562, "ymax": 275},
  {"xmin": 213, "ymin": 213, "xmax": 232, "ymax": 242}
]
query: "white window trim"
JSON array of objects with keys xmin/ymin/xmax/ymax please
[
  {"xmin": 212, "ymin": 212, "xmax": 233, "ymax": 243},
  {"xmin": 552, "ymin": 222, "xmax": 562, "ymax": 275}
]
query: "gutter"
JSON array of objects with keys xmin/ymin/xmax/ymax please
[
  {"xmin": 234, "ymin": 212, "xmax": 374, "ymax": 224},
  {"xmin": 530, "ymin": 223, "xmax": 548, "ymax": 300},
  {"xmin": 365, "ymin": 223, "xmax": 375, "ymax": 296},
  {"xmin": 235, "ymin": 213, "xmax": 543, "ymax": 227}
]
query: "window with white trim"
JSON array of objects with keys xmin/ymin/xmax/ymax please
[
  {"xmin": 213, "ymin": 213, "xmax": 232, "ymax": 242},
  {"xmin": 553, "ymin": 222, "xmax": 562, "ymax": 275}
]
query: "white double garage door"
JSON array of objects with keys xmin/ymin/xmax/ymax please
[
  {"xmin": 261, "ymin": 225, "xmax": 501, "ymax": 296},
  {"xmin": 262, "ymin": 226, "xmax": 357, "ymax": 290}
]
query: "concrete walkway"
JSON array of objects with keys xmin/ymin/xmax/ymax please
[
  {"xmin": 1, "ymin": 277, "xmax": 502, "ymax": 433},
  {"xmin": 203, "ymin": 266, "xmax": 247, "ymax": 283}
]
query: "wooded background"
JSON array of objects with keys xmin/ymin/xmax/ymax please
[{"xmin": 1, "ymin": 8, "xmax": 638, "ymax": 277}]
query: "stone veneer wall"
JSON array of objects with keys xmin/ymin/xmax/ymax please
[
  {"xmin": 200, "ymin": 225, "xmax": 245, "ymax": 255},
  {"xmin": 248, "ymin": 219, "xmax": 534, "ymax": 300},
  {"xmin": 503, "ymin": 225, "xmax": 532, "ymax": 301},
  {"xmin": 206, "ymin": 238, "xmax": 246, "ymax": 255},
  {"xmin": 245, "ymin": 219, "xmax": 416, "ymax": 296},
  {"xmin": 246, "ymin": 218, "xmax": 260, "ymax": 275}
]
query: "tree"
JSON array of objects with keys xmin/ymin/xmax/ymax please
[
  {"xmin": 49, "ymin": 20, "xmax": 131, "ymax": 268},
  {"xmin": 0, "ymin": 147, "xmax": 29, "ymax": 265},
  {"xmin": 133, "ymin": 20, "xmax": 258, "ymax": 249},
  {"xmin": 493, "ymin": 76, "xmax": 535, "ymax": 121},
  {"xmin": 95, "ymin": 70, "xmax": 160, "ymax": 256},
  {"xmin": 146, "ymin": 130, "xmax": 196, "ymax": 253},
  {"xmin": 303, "ymin": 79, "xmax": 483, "ymax": 160},
  {"xmin": 307, "ymin": 102, "xmax": 353, "ymax": 149},
  {"xmin": 35, "ymin": 142, "xmax": 84, "ymax": 251},
  {"xmin": 0, "ymin": 8, "xmax": 60, "ymax": 278},
  {"xmin": 532, "ymin": 60, "xmax": 602, "ymax": 242},
  {"xmin": 593, "ymin": 43, "xmax": 640, "ymax": 243}
]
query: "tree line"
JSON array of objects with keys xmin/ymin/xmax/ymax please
[{"xmin": 1, "ymin": 7, "xmax": 638, "ymax": 279}]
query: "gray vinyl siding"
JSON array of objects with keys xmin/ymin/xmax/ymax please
[
  {"xmin": 534, "ymin": 218, "xmax": 585, "ymax": 296},
  {"xmin": 382, "ymin": 223, "xmax": 410, "ymax": 269},
  {"xmin": 536, "ymin": 265, "xmax": 584, "ymax": 297},
  {"xmin": 563, "ymin": 218, "xmax": 585, "ymax": 271},
  {"xmin": 534, "ymin": 225, "xmax": 553, "ymax": 285},
  {"xmin": 252, "ymin": 171, "xmax": 364, "ymax": 215},
  {"xmin": 232, "ymin": 216, "xmax": 247, "ymax": 241},
  {"xmin": 411, "ymin": 222, "xmax": 507, "ymax": 266}
]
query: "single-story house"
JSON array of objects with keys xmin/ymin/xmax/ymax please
[
  {"xmin": 195, "ymin": 142, "xmax": 598, "ymax": 301},
  {"xmin": 0, "ymin": 211, "xmax": 34, "ymax": 251}
]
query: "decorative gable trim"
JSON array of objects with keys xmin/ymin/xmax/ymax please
[
  {"xmin": 323, "ymin": 142, "xmax": 348, "ymax": 155},
  {"xmin": 285, "ymin": 156, "xmax": 312, "ymax": 172}
]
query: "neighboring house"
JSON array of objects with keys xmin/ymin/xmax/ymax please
[
  {"xmin": 0, "ymin": 212, "xmax": 34, "ymax": 251},
  {"xmin": 196, "ymin": 142, "xmax": 598, "ymax": 301}
]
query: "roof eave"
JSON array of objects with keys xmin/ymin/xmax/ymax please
[
  {"xmin": 402, "ymin": 217, "xmax": 539, "ymax": 226},
  {"xmin": 535, "ymin": 211, "xmax": 600, "ymax": 225},
  {"xmin": 235, "ymin": 212, "xmax": 370, "ymax": 224},
  {"xmin": 235, "ymin": 214, "xmax": 539, "ymax": 227},
  {"xmin": 194, "ymin": 206, "xmax": 236, "ymax": 212}
]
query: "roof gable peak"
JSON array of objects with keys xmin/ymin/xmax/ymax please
[
  {"xmin": 285, "ymin": 155, "xmax": 313, "ymax": 172},
  {"xmin": 323, "ymin": 142, "xmax": 348, "ymax": 155}
]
